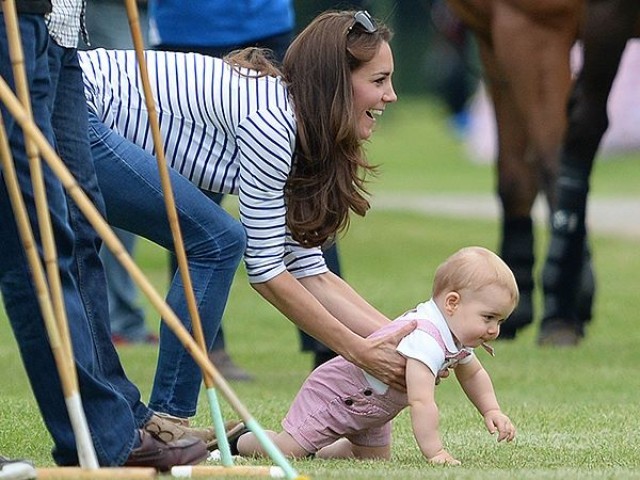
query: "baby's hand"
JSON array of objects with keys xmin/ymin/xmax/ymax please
[
  {"xmin": 428, "ymin": 449, "xmax": 461, "ymax": 466},
  {"xmin": 484, "ymin": 409, "xmax": 516, "ymax": 442}
]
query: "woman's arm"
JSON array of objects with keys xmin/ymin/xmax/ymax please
[
  {"xmin": 252, "ymin": 270, "xmax": 415, "ymax": 390},
  {"xmin": 297, "ymin": 271, "xmax": 389, "ymax": 336}
]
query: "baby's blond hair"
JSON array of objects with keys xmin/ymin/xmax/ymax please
[{"xmin": 432, "ymin": 246, "xmax": 519, "ymax": 308}]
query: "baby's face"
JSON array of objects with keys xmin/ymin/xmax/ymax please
[{"xmin": 448, "ymin": 284, "xmax": 515, "ymax": 348}]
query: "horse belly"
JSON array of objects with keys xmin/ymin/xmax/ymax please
[{"xmin": 447, "ymin": 0, "xmax": 492, "ymax": 39}]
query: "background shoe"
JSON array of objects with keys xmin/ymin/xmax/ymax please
[
  {"xmin": 209, "ymin": 349, "xmax": 254, "ymax": 381},
  {"xmin": 0, "ymin": 455, "xmax": 36, "ymax": 480},
  {"xmin": 112, "ymin": 333, "xmax": 159, "ymax": 346},
  {"xmin": 537, "ymin": 319, "xmax": 583, "ymax": 347},
  {"xmin": 124, "ymin": 429, "xmax": 207, "ymax": 472}
]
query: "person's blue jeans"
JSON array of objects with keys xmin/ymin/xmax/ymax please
[
  {"xmin": 100, "ymin": 228, "xmax": 151, "ymax": 342},
  {"xmin": 87, "ymin": 114, "xmax": 246, "ymax": 418},
  {"xmin": 168, "ymin": 192, "xmax": 228, "ymax": 353},
  {"xmin": 46, "ymin": 42, "xmax": 151, "ymax": 429},
  {"xmin": 0, "ymin": 16, "xmax": 139, "ymax": 466}
]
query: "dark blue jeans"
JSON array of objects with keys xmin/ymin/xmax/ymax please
[
  {"xmin": 47, "ymin": 42, "xmax": 151, "ymax": 429},
  {"xmin": 0, "ymin": 16, "xmax": 141, "ymax": 466},
  {"xmin": 87, "ymin": 114, "xmax": 246, "ymax": 418},
  {"xmin": 100, "ymin": 227, "xmax": 151, "ymax": 341}
]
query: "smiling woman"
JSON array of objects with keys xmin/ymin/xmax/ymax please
[
  {"xmin": 280, "ymin": 10, "xmax": 396, "ymax": 247},
  {"xmin": 79, "ymin": 9, "xmax": 414, "ymax": 425},
  {"xmin": 352, "ymin": 41, "xmax": 397, "ymax": 140}
]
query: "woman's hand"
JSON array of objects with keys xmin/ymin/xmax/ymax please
[{"xmin": 353, "ymin": 319, "xmax": 417, "ymax": 391}]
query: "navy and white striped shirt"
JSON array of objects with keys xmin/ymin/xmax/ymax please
[{"xmin": 79, "ymin": 49, "xmax": 327, "ymax": 283}]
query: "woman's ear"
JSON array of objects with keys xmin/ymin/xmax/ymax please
[{"xmin": 443, "ymin": 291, "xmax": 460, "ymax": 315}]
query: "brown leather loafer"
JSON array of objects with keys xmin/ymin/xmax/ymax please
[
  {"xmin": 124, "ymin": 429, "xmax": 208, "ymax": 472},
  {"xmin": 147, "ymin": 412, "xmax": 244, "ymax": 451},
  {"xmin": 145, "ymin": 413, "xmax": 218, "ymax": 450}
]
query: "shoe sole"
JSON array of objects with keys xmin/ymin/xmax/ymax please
[
  {"xmin": 0, "ymin": 462, "xmax": 37, "ymax": 480},
  {"xmin": 181, "ymin": 447, "xmax": 209, "ymax": 469},
  {"xmin": 208, "ymin": 422, "xmax": 249, "ymax": 452}
]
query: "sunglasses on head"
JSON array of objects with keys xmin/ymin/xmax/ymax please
[{"xmin": 348, "ymin": 10, "xmax": 378, "ymax": 34}]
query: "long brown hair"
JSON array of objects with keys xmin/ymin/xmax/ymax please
[
  {"xmin": 224, "ymin": 11, "xmax": 392, "ymax": 248},
  {"xmin": 223, "ymin": 47, "xmax": 284, "ymax": 77},
  {"xmin": 283, "ymin": 11, "xmax": 392, "ymax": 247}
]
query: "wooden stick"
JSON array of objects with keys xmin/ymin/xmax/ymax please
[
  {"xmin": 122, "ymin": 0, "xmax": 233, "ymax": 465},
  {"xmin": 0, "ymin": 72, "xmax": 301, "ymax": 480},
  {"xmin": 171, "ymin": 465, "xmax": 294, "ymax": 478},
  {"xmin": 1, "ymin": 0, "xmax": 99, "ymax": 468},
  {"xmin": 121, "ymin": 0, "xmax": 208, "ymax": 370},
  {"xmin": 36, "ymin": 467, "xmax": 157, "ymax": 479}
]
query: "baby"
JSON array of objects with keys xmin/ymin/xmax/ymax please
[{"xmin": 235, "ymin": 246, "xmax": 518, "ymax": 465}]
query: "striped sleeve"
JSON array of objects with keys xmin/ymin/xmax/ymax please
[
  {"xmin": 237, "ymin": 108, "xmax": 327, "ymax": 283},
  {"xmin": 80, "ymin": 48, "xmax": 328, "ymax": 283}
]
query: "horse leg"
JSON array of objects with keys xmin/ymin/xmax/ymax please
[
  {"xmin": 539, "ymin": 0, "xmax": 639, "ymax": 345},
  {"xmin": 492, "ymin": 0, "xmax": 579, "ymax": 208},
  {"xmin": 475, "ymin": 38, "xmax": 538, "ymax": 338},
  {"xmin": 481, "ymin": 1, "xmax": 577, "ymax": 338}
]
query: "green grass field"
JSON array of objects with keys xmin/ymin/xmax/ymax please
[{"xmin": 1, "ymin": 96, "xmax": 639, "ymax": 479}]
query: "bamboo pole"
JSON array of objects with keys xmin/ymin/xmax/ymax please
[
  {"xmin": 0, "ymin": 75, "xmax": 302, "ymax": 480},
  {"xmin": 1, "ymin": 0, "xmax": 98, "ymax": 467},
  {"xmin": 123, "ymin": 0, "xmax": 235, "ymax": 466}
]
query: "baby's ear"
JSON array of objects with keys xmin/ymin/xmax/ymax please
[{"xmin": 443, "ymin": 291, "xmax": 460, "ymax": 314}]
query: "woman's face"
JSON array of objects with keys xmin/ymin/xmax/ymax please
[{"xmin": 351, "ymin": 41, "xmax": 397, "ymax": 140}]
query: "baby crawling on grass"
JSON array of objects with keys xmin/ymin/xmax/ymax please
[{"xmin": 234, "ymin": 246, "xmax": 518, "ymax": 465}]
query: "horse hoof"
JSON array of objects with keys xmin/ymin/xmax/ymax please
[{"xmin": 537, "ymin": 320, "xmax": 583, "ymax": 347}]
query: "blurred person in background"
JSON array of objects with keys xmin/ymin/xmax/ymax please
[{"xmin": 80, "ymin": 0, "xmax": 158, "ymax": 346}]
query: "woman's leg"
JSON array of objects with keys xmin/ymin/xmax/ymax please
[{"xmin": 88, "ymin": 115, "xmax": 246, "ymax": 417}]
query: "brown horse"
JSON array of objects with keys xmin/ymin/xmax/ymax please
[
  {"xmin": 541, "ymin": 0, "xmax": 640, "ymax": 344},
  {"xmin": 446, "ymin": 0, "xmax": 637, "ymax": 344}
]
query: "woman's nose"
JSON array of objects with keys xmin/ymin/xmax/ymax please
[{"xmin": 384, "ymin": 83, "xmax": 397, "ymax": 103}]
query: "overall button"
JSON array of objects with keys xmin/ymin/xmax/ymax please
[
  {"xmin": 363, "ymin": 389, "xmax": 372, "ymax": 396},
  {"xmin": 344, "ymin": 399, "xmax": 354, "ymax": 406}
]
